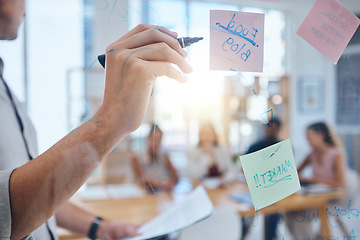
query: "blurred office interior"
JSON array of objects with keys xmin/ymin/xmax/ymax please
[{"xmin": 1, "ymin": 0, "xmax": 360, "ymax": 239}]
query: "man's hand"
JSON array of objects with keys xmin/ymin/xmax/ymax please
[
  {"xmin": 97, "ymin": 220, "xmax": 140, "ymax": 240},
  {"xmin": 96, "ymin": 24, "xmax": 193, "ymax": 137}
]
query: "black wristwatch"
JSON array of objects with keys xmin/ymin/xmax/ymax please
[{"xmin": 87, "ymin": 217, "xmax": 103, "ymax": 240}]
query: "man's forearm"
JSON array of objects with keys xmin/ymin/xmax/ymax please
[{"xmin": 9, "ymin": 107, "xmax": 126, "ymax": 239}]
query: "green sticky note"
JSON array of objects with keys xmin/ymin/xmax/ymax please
[{"xmin": 240, "ymin": 139, "xmax": 300, "ymax": 210}]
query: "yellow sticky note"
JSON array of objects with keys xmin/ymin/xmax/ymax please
[{"xmin": 240, "ymin": 139, "xmax": 300, "ymax": 210}]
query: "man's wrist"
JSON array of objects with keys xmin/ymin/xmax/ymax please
[
  {"xmin": 96, "ymin": 219, "xmax": 113, "ymax": 239},
  {"xmin": 88, "ymin": 217, "xmax": 103, "ymax": 239},
  {"xmin": 94, "ymin": 104, "xmax": 131, "ymax": 137}
]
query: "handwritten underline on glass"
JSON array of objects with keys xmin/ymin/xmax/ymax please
[
  {"xmin": 264, "ymin": 175, "xmax": 292, "ymax": 188},
  {"xmin": 269, "ymin": 145, "xmax": 281, "ymax": 159},
  {"xmin": 230, "ymin": 68, "xmax": 274, "ymax": 126},
  {"xmin": 215, "ymin": 22, "xmax": 258, "ymax": 47},
  {"xmin": 251, "ymin": 88, "xmax": 266, "ymax": 112},
  {"xmin": 251, "ymin": 88, "xmax": 274, "ymax": 126}
]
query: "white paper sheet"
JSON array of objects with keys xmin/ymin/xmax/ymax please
[{"xmin": 126, "ymin": 185, "xmax": 214, "ymax": 240}]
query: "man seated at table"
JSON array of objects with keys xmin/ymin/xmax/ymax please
[{"xmin": 244, "ymin": 118, "xmax": 282, "ymax": 240}]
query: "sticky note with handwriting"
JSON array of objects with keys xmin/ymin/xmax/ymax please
[
  {"xmin": 297, "ymin": 0, "xmax": 360, "ymax": 64},
  {"xmin": 210, "ymin": 10, "xmax": 264, "ymax": 72},
  {"xmin": 240, "ymin": 139, "xmax": 300, "ymax": 210}
]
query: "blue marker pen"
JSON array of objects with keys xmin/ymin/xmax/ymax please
[{"xmin": 97, "ymin": 37, "xmax": 203, "ymax": 68}]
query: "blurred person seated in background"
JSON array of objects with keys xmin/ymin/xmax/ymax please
[
  {"xmin": 297, "ymin": 122, "xmax": 346, "ymax": 187},
  {"xmin": 246, "ymin": 117, "xmax": 282, "ymax": 154},
  {"xmin": 243, "ymin": 118, "xmax": 282, "ymax": 240},
  {"xmin": 286, "ymin": 121, "xmax": 346, "ymax": 239},
  {"xmin": 187, "ymin": 123, "xmax": 234, "ymax": 185},
  {"xmin": 132, "ymin": 124, "xmax": 179, "ymax": 192}
]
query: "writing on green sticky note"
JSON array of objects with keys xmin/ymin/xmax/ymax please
[
  {"xmin": 240, "ymin": 139, "xmax": 300, "ymax": 210},
  {"xmin": 254, "ymin": 159, "xmax": 293, "ymax": 188}
]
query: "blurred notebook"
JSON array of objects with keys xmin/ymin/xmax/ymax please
[
  {"xmin": 229, "ymin": 193, "xmax": 254, "ymax": 206},
  {"xmin": 77, "ymin": 183, "xmax": 143, "ymax": 201},
  {"xmin": 299, "ymin": 183, "xmax": 340, "ymax": 195},
  {"xmin": 202, "ymin": 177, "xmax": 222, "ymax": 189}
]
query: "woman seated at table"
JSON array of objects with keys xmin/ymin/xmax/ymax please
[
  {"xmin": 298, "ymin": 122, "xmax": 346, "ymax": 187},
  {"xmin": 187, "ymin": 123, "xmax": 234, "ymax": 184},
  {"xmin": 132, "ymin": 124, "xmax": 179, "ymax": 192},
  {"xmin": 286, "ymin": 122, "xmax": 346, "ymax": 239}
]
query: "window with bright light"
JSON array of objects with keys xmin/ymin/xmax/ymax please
[
  {"xmin": 27, "ymin": 1, "xmax": 83, "ymax": 153},
  {"xmin": 141, "ymin": 1, "xmax": 285, "ymax": 152}
]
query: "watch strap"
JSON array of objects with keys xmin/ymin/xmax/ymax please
[{"xmin": 87, "ymin": 217, "xmax": 103, "ymax": 239}]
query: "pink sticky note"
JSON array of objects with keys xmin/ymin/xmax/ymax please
[
  {"xmin": 210, "ymin": 10, "xmax": 265, "ymax": 72},
  {"xmin": 297, "ymin": 0, "xmax": 360, "ymax": 64}
]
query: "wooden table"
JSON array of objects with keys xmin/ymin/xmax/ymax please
[
  {"xmin": 209, "ymin": 184, "xmax": 345, "ymax": 239},
  {"xmin": 58, "ymin": 183, "xmax": 345, "ymax": 239}
]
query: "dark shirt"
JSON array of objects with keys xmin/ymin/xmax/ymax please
[
  {"xmin": 246, "ymin": 135, "xmax": 282, "ymax": 240},
  {"xmin": 247, "ymin": 136, "xmax": 280, "ymax": 154}
]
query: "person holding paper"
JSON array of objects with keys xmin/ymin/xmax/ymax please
[
  {"xmin": 187, "ymin": 123, "xmax": 234, "ymax": 183},
  {"xmin": 0, "ymin": 0, "xmax": 192, "ymax": 238},
  {"xmin": 132, "ymin": 124, "xmax": 179, "ymax": 192},
  {"xmin": 286, "ymin": 122, "xmax": 346, "ymax": 239}
]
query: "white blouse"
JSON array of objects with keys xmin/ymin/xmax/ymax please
[{"xmin": 187, "ymin": 145, "xmax": 234, "ymax": 181}]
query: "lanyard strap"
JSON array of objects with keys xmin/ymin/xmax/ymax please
[
  {"xmin": 0, "ymin": 59, "xmax": 55, "ymax": 240},
  {"xmin": 0, "ymin": 76, "xmax": 33, "ymax": 160}
]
